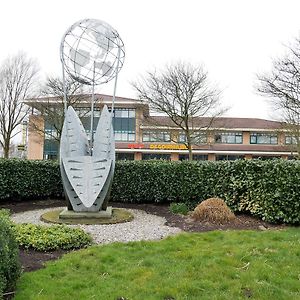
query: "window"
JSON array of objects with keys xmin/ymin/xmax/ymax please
[
  {"xmin": 44, "ymin": 139, "xmax": 59, "ymax": 160},
  {"xmin": 44, "ymin": 121, "xmax": 59, "ymax": 158},
  {"xmin": 44, "ymin": 121, "xmax": 59, "ymax": 140},
  {"xmin": 252, "ymin": 156, "xmax": 281, "ymax": 160},
  {"xmin": 112, "ymin": 108, "xmax": 136, "ymax": 142},
  {"xmin": 216, "ymin": 155, "xmax": 244, "ymax": 161},
  {"xmin": 178, "ymin": 132, "xmax": 207, "ymax": 144},
  {"xmin": 250, "ymin": 133, "xmax": 278, "ymax": 144},
  {"xmin": 179, "ymin": 154, "xmax": 208, "ymax": 161},
  {"xmin": 142, "ymin": 131, "xmax": 171, "ymax": 142},
  {"xmin": 285, "ymin": 136, "xmax": 298, "ymax": 145},
  {"xmin": 81, "ymin": 108, "xmax": 136, "ymax": 142},
  {"xmin": 116, "ymin": 153, "xmax": 134, "ymax": 160},
  {"xmin": 215, "ymin": 132, "xmax": 243, "ymax": 144},
  {"xmin": 142, "ymin": 153, "xmax": 171, "ymax": 160}
]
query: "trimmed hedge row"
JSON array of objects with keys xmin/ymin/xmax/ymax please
[
  {"xmin": 0, "ymin": 159, "xmax": 300, "ymax": 224},
  {"xmin": 0, "ymin": 210, "xmax": 21, "ymax": 299},
  {"xmin": 0, "ymin": 159, "xmax": 62, "ymax": 200},
  {"xmin": 112, "ymin": 160, "xmax": 300, "ymax": 224}
]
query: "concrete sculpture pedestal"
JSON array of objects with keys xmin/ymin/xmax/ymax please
[{"xmin": 59, "ymin": 206, "xmax": 112, "ymax": 219}]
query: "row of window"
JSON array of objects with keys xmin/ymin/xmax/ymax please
[
  {"xmin": 45, "ymin": 108, "xmax": 299, "ymax": 145},
  {"xmin": 141, "ymin": 131, "xmax": 295, "ymax": 145},
  {"xmin": 115, "ymin": 153, "xmax": 286, "ymax": 161}
]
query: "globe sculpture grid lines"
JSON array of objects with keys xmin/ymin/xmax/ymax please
[
  {"xmin": 59, "ymin": 18, "xmax": 124, "ymax": 214},
  {"xmin": 60, "ymin": 18, "xmax": 125, "ymax": 86}
]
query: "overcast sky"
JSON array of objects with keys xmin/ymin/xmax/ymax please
[{"xmin": 1, "ymin": 0, "xmax": 300, "ymax": 120}]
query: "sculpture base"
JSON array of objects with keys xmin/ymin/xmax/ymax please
[{"xmin": 59, "ymin": 206, "xmax": 112, "ymax": 219}]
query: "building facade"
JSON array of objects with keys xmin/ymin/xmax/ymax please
[{"xmin": 25, "ymin": 94, "xmax": 297, "ymax": 160}]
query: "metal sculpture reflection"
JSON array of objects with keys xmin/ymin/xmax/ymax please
[{"xmin": 60, "ymin": 19, "xmax": 124, "ymax": 212}]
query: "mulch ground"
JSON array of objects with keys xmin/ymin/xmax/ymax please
[{"xmin": 1, "ymin": 199, "xmax": 285, "ymax": 274}]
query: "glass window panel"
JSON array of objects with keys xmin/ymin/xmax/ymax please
[
  {"xmin": 121, "ymin": 132, "xmax": 128, "ymax": 141},
  {"xmin": 143, "ymin": 133, "xmax": 150, "ymax": 142},
  {"xmin": 121, "ymin": 110, "xmax": 129, "ymax": 118},
  {"xmin": 114, "ymin": 109, "xmax": 123, "ymax": 118},
  {"xmin": 215, "ymin": 134, "xmax": 222, "ymax": 143},
  {"xmin": 128, "ymin": 110, "xmax": 135, "ymax": 118},
  {"xmin": 116, "ymin": 153, "xmax": 134, "ymax": 160},
  {"xmin": 142, "ymin": 153, "xmax": 171, "ymax": 160},
  {"xmin": 128, "ymin": 119, "xmax": 136, "ymax": 132},
  {"xmin": 236, "ymin": 135, "xmax": 243, "ymax": 144},
  {"xmin": 285, "ymin": 136, "xmax": 297, "ymax": 144},
  {"xmin": 251, "ymin": 133, "xmax": 278, "ymax": 144},
  {"xmin": 250, "ymin": 135, "xmax": 257, "ymax": 144},
  {"xmin": 215, "ymin": 132, "xmax": 243, "ymax": 144},
  {"xmin": 164, "ymin": 132, "xmax": 171, "ymax": 142},
  {"xmin": 270, "ymin": 136, "xmax": 278, "ymax": 144},
  {"xmin": 226, "ymin": 135, "xmax": 235, "ymax": 143},
  {"xmin": 150, "ymin": 132, "xmax": 157, "ymax": 141},
  {"xmin": 113, "ymin": 118, "xmax": 122, "ymax": 131},
  {"xmin": 121, "ymin": 118, "xmax": 128, "ymax": 131},
  {"xmin": 128, "ymin": 133, "xmax": 135, "ymax": 141},
  {"xmin": 178, "ymin": 133, "xmax": 186, "ymax": 143},
  {"xmin": 115, "ymin": 132, "xmax": 122, "ymax": 141}
]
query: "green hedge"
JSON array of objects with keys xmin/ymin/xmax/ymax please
[
  {"xmin": 112, "ymin": 160, "xmax": 300, "ymax": 224},
  {"xmin": 0, "ymin": 159, "xmax": 300, "ymax": 224},
  {"xmin": 0, "ymin": 159, "xmax": 62, "ymax": 200},
  {"xmin": 0, "ymin": 210, "xmax": 21, "ymax": 299}
]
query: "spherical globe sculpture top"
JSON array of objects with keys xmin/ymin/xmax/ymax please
[{"xmin": 60, "ymin": 19, "xmax": 125, "ymax": 85}]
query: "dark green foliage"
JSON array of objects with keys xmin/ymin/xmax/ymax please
[
  {"xmin": 0, "ymin": 210, "xmax": 21, "ymax": 298},
  {"xmin": 14, "ymin": 223, "xmax": 92, "ymax": 251},
  {"xmin": 111, "ymin": 160, "xmax": 300, "ymax": 224},
  {"xmin": 0, "ymin": 159, "xmax": 62, "ymax": 201},
  {"xmin": 169, "ymin": 202, "xmax": 190, "ymax": 215},
  {"xmin": 0, "ymin": 159, "xmax": 300, "ymax": 224}
]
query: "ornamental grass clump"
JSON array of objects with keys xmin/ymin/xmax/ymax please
[{"xmin": 192, "ymin": 197, "xmax": 236, "ymax": 224}]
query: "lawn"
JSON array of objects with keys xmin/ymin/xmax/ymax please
[{"xmin": 14, "ymin": 228, "xmax": 300, "ymax": 300}]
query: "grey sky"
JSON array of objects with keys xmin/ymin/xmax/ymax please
[{"xmin": 1, "ymin": 0, "xmax": 300, "ymax": 120}]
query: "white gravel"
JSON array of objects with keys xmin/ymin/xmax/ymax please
[{"xmin": 11, "ymin": 207, "xmax": 182, "ymax": 245}]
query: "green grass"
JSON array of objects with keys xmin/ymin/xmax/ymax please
[{"xmin": 14, "ymin": 228, "xmax": 300, "ymax": 300}]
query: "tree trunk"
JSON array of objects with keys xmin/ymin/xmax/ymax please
[
  {"xmin": 188, "ymin": 146, "xmax": 193, "ymax": 161},
  {"xmin": 3, "ymin": 140, "xmax": 10, "ymax": 158},
  {"xmin": 187, "ymin": 136, "xmax": 193, "ymax": 161}
]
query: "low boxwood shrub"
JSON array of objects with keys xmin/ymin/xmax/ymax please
[
  {"xmin": 169, "ymin": 203, "xmax": 190, "ymax": 215},
  {"xmin": 0, "ymin": 210, "xmax": 21, "ymax": 298},
  {"xmin": 14, "ymin": 223, "xmax": 92, "ymax": 251}
]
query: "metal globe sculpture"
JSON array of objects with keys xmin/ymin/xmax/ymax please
[
  {"xmin": 59, "ymin": 19, "xmax": 124, "ymax": 216},
  {"xmin": 60, "ymin": 19, "xmax": 125, "ymax": 85}
]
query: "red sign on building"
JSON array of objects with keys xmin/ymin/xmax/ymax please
[{"xmin": 128, "ymin": 143, "xmax": 144, "ymax": 149}]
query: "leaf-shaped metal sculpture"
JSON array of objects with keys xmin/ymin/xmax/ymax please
[{"xmin": 60, "ymin": 105, "xmax": 114, "ymax": 212}]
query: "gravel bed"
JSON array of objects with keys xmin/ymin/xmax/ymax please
[{"xmin": 11, "ymin": 207, "xmax": 182, "ymax": 244}]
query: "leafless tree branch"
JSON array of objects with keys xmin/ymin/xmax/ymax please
[
  {"xmin": 132, "ymin": 61, "xmax": 226, "ymax": 160},
  {"xmin": 257, "ymin": 37, "xmax": 300, "ymax": 158},
  {"xmin": 0, "ymin": 52, "xmax": 39, "ymax": 158}
]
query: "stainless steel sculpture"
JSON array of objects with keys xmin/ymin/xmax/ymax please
[{"xmin": 59, "ymin": 19, "xmax": 125, "ymax": 213}]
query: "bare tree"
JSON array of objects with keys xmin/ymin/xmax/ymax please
[
  {"xmin": 132, "ymin": 61, "xmax": 225, "ymax": 160},
  {"xmin": 0, "ymin": 53, "xmax": 39, "ymax": 158},
  {"xmin": 257, "ymin": 37, "xmax": 300, "ymax": 158},
  {"xmin": 28, "ymin": 76, "xmax": 91, "ymax": 144}
]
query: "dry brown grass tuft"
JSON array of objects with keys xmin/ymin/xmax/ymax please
[{"xmin": 192, "ymin": 197, "xmax": 236, "ymax": 224}]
